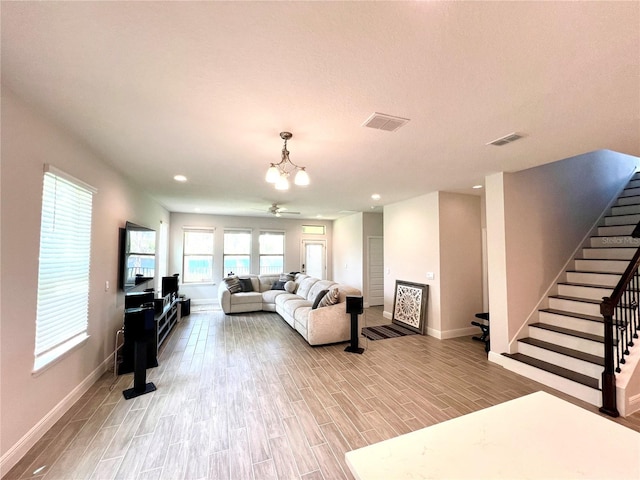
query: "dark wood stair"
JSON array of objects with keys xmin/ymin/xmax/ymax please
[{"xmin": 502, "ymin": 352, "xmax": 600, "ymax": 389}]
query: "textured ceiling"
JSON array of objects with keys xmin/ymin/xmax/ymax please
[{"xmin": 2, "ymin": 1, "xmax": 639, "ymax": 219}]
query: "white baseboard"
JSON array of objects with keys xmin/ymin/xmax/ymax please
[
  {"xmin": 0, "ymin": 355, "xmax": 112, "ymax": 477},
  {"xmin": 440, "ymin": 326, "xmax": 480, "ymax": 339},
  {"xmin": 383, "ymin": 310, "xmax": 392, "ymax": 320}
]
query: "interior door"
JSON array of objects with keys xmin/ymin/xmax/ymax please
[
  {"xmin": 368, "ymin": 236, "xmax": 384, "ymax": 306},
  {"xmin": 301, "ymin": 240, "xmax": 326, "ymax": 279}
]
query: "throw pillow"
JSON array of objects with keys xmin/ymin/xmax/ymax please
[
  {"xmin": 312, "ymin": 289, "xmax": 329, "ymax": 309},
  {"xmin": 317, "ymin": 287, "xmax": 340, "ymax": 308},
  {"xmin": 239, "ymin": 277, "xmax": 253, "ymax": 292},
  {"xmin": 271, "ymin": 280, "xmax": 286, "ymax": 290},
  {"xmin": 279, "ymin": 273, "xmax": 295, "ymax": 282},
  {"xmin": 284, "ymin": 280, "xmax": 296, "ymax": 293},
  {"xmin": 223, "ymin": 276, "xmax": 242, "ymax": 294}
]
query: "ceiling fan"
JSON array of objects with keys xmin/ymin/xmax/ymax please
[{"xmin": 268, "ymin": 203, "xmax": 300, "ymax": 217}]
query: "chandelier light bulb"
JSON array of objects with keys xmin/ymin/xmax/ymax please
[
  {"xmin": 275, "ymin": 175, "xmax": 290, "ymax": 190},
  {"xmin": 294, "ymin": 168, "xmax": 310, "ymax": 186},
  {"xmin": 266, "ymin": 165, "xmax": 279, "ymax": 183}
]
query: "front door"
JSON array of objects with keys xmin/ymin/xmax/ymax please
[{"xmin": 301, "ymin": 240, "xmax": 326, "ymax": 279}]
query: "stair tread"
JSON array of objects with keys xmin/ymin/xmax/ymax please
[
  {"xmin": 605, "ymin": 212, "xmax": 640, "ymax": 218},
  {"xmin": 557, "ymin": 282, "xmax": 612, "ymax": 289},
  {"xmin": 566, "ymin": 270, "xmax": 620, "ymax": 276},
  {"xmin": 502, "ymin": 353, "xmax": 600, "ymax": 389},
  {"xmin": 583, "ymin": 246, "xmax": 637, "ymax": 250},
  {"xmin": 530, "ymin": 322, "xmax": 604, "ymax": 343},
  {"xmin": 549, "ymin": 294, "xmax": 600, "ymax": 304},
  {"xmin": 518, "ymin": 337, "xmax": 604, "ymax": 366},
  {"xmin": 539, "ymin": 308, "xmax": 603, "ymax": 323}
]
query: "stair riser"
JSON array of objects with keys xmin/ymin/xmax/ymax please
[
  {"xmin": 605, "ymin": 214, "xmax": 640, "ymax": 226},
  {"xmin": 617, "ymin": 196, "xmax": 640, "ymax": 207},
  {"xmin": 517, "ymin": 342, "xmax": 603, "ymax": 382},
  {"xmin": 565, "ymin": 271, "xmax": 621, "ymax": 287},
  {"xmin": 557, "ymin": 284, "xmax": 611, "ymax": 301},
  {"xmin": 582, "ymin": 248, "xmax": 636, "ymax": 260},
  {"xmin": 574, "ymin": 259, "xmax": 628, "ymax": 274},
  {"xmin": 619, "ymin": 187, "xmax": 640, "ymax": 198},
  {"xmin": 500, "ymin": 356, "xmax": 601, "ymax": 407},
  {"xmin": 529, "ymin": 327, "xmax": 603, "ymax": 356},
  {"xmin": 590, "ymin": 236, "xmax": 640, "ymax": 248},
  {"xmin": 626, "ymin": 179, "xmax": 640, "ymax": 189},
  {"xmin": 548, "ymin": 297, "xmax": 600, "ymax": 316},
  {"xmin": 598, "ymin": 225, "xmax": 635, "ymax": 236},
  {"xmin": 538, "ymin": 311, "xmax": 603, "ymax": 336},
  {"xmin": 612, "ymin": 204, "xmax": 640, "ymax": 216}
]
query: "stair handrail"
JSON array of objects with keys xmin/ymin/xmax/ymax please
[{"xmin": 599, "ymin": 222, "xmax": 640, "ymax": 417}]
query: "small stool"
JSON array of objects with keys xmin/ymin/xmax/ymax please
[{"xmin": 471, "ymin": 312, "xmax": 490, "ymax": 352}]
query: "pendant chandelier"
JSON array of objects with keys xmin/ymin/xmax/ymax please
[{"xmin": 265, "ymin": 132, "xmax": 310, "ymax": 190}]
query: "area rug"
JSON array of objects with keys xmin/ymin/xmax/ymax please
[{"xmin": 361, "ymin": 323, "xmax": 419, "ymax": 341}]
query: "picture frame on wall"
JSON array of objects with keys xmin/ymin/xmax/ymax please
[{"xmin": 392, "ymin": 280, "xmax": 429, "ymax": 335}]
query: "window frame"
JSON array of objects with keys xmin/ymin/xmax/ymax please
[
  {"xmin": 182, "ymin": 228, "xmax": 215, "ymax": 284},
  {"xmin": 223, "ymin": 229, "xmax": 252, "ymax": 276},
  {"xmin": 33, "ymin": 165, "xmax": 96, "ymax": 374},
  {"xmin": 259, "ymin": 230, "xmax": 285, "ymax": 275}
]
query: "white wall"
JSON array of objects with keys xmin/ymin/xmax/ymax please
[
  {"xmin": 0, "ymin": 90, "xmax": 170, "ymax": 472},
  {"xmin": 439, "ymin": 192, "xmax": 483, "ymax": 338},
  {"xmin": 384, "ymin": 193, "xmax": 441, "ymax": 333},
  {"xmin": 169, "ymin": 212, "xmax": 333, "ymax": 302},
  {"xmin": 486, "ymin": 150, "xmax": 639, "ymax": 353},
  {"xmin": 332, "ymin": 213, "xmax": 364, "ymax": 292}
]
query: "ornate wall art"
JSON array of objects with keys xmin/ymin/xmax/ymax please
[{"xmin": 392, "ymin": 280, "xmax": 429, "ymax": 334}]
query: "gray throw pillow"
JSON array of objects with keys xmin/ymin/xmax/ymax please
[
  {"xmin": 317, "ymin": 288, "xmax": 340, "ymax": 308},
  {"xmin": 223, "ymin": 276, "xmax": 242, "ymax": 294},
  {"xmin": 271, "ymin": 280, "xmax": 286, "ymax": 290},
  {"xmin": 239, "ymin": 277, "xmax": 253, "ymax": 292},
  {"xmin": 312, "ymin": 289, "xmax": 329, "ymax": 309},
  {"xmin": 279, "ymin": 273, "xmax": 295, "ymax": 282}
]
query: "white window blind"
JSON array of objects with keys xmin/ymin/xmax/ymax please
[{"xmin": 34, "ymin": 166, "xmax": 95, "ymax": 372}]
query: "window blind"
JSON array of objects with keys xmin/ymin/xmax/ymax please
[{"xmin": 34, "ymin": 167, "xmax": 95, "ymax": 371}]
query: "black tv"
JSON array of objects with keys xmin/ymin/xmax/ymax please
[
  {"xmin": 118, "ymin": 222, "xmax": 156, "ymax": 290},
  {"xmin": 161, "ymin": 275, "xmax": 179, "ymax": 298}
]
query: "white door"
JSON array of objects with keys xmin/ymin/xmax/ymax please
[
  {"xmin": 368, "ymin": 236, "xmax": 384, "ymax": 306},
  {"xmin": 302, "ymin": 240, "xmax": 326, "ymax": 279}
]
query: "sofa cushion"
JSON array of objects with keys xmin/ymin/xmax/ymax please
[
  {"xmin": 317, "ymin": 287, "xmax": 340, "ymax": 308},
  {"xmin": 307, "ymin": 280, "xmax": 337, "ymax": 302},
  {"xmin": 297, "ymin": 277, "xmax": 319, "ymax": 299},
  {"xmin": 239, "ymin": 277, "xmax": 253, "ymax": 292},
  {"xmin": 283, "ymin": 298, "xmax": 313, "ymax": 317},
  {"xmin": 223, "ymin": 276, "xmax": 242, "ymax": 294},
  {"xmin": 262, "ymin": 289, "xmax": 288, "ymax": 304},
  {"xmin": 284, "ymin": 280, "xmax": 296, "ymax": 293},
  {"xmin": 312, "ymin": 289, "xmax": 328, "ymax": 309},
  {"xmin": 258, "ymin": 274, "xmax": 281, "ymax": 292},
  {"xmin": 230, "ymin": 292, "xmax": 262, "ymax": 305},
  {"xmin": 275, "ymin": 292, "xmax": 300, "ymax": 308}
]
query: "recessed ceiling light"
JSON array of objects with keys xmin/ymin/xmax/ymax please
[
  {"xmin": 371, "ymin": 193, "xmax": 381, "ymax": 200},
  {"xmin": 316, "ymin": 214, "xmax": 323, "ymax": 219},
  {"xmin": 174, "ymin": 174, "xmax": 187, "ymax": 182},
  {"xmin": 194, "ymin": 207, "xmax": 201, "ymax": 212},
  {"xmin": 472, "ymin": 185, "xmax": 483, "ymax": 189}
]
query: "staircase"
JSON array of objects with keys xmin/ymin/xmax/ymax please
[{"xmin": 501, "ymin": 173, "xmax": 640, "ymax": 407}]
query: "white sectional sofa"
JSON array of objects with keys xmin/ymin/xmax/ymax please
[{"xmin": 217, "ymin": 273, "xmax": 361, "ymax": 346}]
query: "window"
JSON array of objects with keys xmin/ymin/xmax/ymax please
[
  {"xmin": 260, "ymin": 231, "xmax": 284, "ymax": 274},
  {"xmin": 183, "ymin": 229, "xmax": 214, "ymax": 283},
  {"xmin": 302, "ymin": 225, "xmax": 325, "ymax": 235},
  {"xmin": 223, "ymin": 230, "xmax": 251, "ymax": 275},
  {"xmin": 34, "ymin": 166, "xmax": 96, "ymax": 373}
]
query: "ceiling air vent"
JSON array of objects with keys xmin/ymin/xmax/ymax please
[
  {"xmin": 486, "ymin": 132, "xmax": 523, "ymax": 146},
  {"xmin": 362, "ymin": 112, "xmax": 410, "ymax": 132}
]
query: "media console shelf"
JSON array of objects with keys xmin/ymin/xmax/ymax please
[{"xmin": 157, "ymin": 297, "xmax": 179, "ymax": 348}]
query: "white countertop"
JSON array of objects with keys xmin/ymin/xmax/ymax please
[{"xmin": 345, "ymin": 391, "xmax": 640, "ymax": 479}]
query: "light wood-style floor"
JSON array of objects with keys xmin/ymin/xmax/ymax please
[{"xmin": 5, "ymin": 307, "xmax": 640, "ymax": 480}]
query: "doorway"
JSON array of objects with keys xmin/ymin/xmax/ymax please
[
  {"xmin": 367, "ymin": 236, "xmax": 384, "ymax": 306},
  {"xmin": 301, "ymin": 240, "xmax": 326, "ymax": 279}
]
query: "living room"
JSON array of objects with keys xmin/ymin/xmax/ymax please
[{"xmin": 2, "ymin": 2, "xmax": 640, "ymax": 478}]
